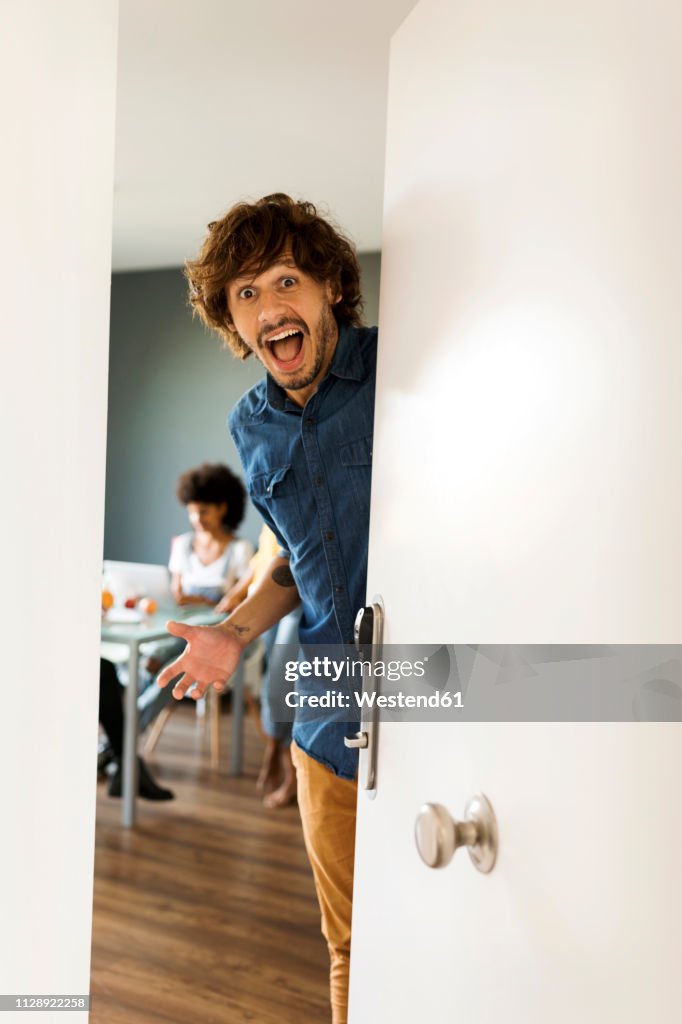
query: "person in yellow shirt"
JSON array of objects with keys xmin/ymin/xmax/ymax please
[{"xmin": 219, "ymin": 524, "xmax": 301, "ymax": 808}]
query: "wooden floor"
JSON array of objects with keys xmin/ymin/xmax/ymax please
[{"xmin": 90, "ymin": 703, "xmax": 330, "ymax": 1023}]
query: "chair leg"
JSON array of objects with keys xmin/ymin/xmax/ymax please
[
  {"xmin": 142, "ymin": 703, "xmax": 175, "ymax": 757},
  {"xmin": 209, "ymin": 687, "xmax": 220, "ymax": 769},
  {"xmin": 244, "ymin": 687, "xmax": 266, "ymax": 740}
]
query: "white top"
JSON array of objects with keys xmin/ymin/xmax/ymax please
[{"xmin": 168, "ymin": 532, "xmax": 253, "ymax": 598}]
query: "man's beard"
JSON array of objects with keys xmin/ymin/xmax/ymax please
[{"xmin": 270, "ymin": 301, "xmax": 338, "ymax": 393}]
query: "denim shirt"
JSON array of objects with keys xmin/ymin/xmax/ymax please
[{"xmin": 228, "ymin": 324, "xmax": 377, "ymax": 778}]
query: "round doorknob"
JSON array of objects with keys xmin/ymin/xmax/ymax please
[{"xmin": 414, "ymin": 793, "xmax": 498, "ymax": 874}]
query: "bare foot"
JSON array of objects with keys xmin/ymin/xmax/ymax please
[
  {"xmin": 263, "ymin": 746, "xmax": 297, "ymax": 810},
  {"xmin": 263, "ymin": 775, "xmax": 297, "ymax": 810},
  {"xmin": 256, "ymin": 738, "xmax": 280, "ymax": 793}
]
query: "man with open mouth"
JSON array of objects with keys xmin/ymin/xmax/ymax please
[{"xmin": 157, "ymin": 193, "xmax": 376, "ymax": 1024}]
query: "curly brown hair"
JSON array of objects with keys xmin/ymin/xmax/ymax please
[
  {"xmin": 176, "ymin": 462, "xmax": 246, "ymax": 530},
  {"xmin": 184, "ymin": 193, "xmax": 364, "ymax": 359}
]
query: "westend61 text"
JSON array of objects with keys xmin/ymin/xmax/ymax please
[{"xmin": 285, "ymin": 691, "xmax": 464, "ymax": 709}]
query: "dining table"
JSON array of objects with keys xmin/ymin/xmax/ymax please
[{"xmin": 100, "ymin": 605, "xmax": 241, "ymax": 827}]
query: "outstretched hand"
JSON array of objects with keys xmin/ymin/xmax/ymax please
[{"xmin": 156, "ymin": 620, "xmax": 245, "ymax": 700}]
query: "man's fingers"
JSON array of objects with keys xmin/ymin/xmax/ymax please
[
  {"xmin": 166, "ymin": 619, "xmax": 195, "ymax": 640},
  {"xmin": 171, "ymin": 673, "xmax": 195, "ymax": 700},
  {"xmin": 190, "ymin": 679, "xmax": 228, "ymax": 699},
  {"xmin": 157, "ymin": 660, "xmax": 183, "ymax": 689}
]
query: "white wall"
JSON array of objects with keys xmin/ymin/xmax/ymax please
[{"xmin": 0, "ymin": 2, "xmax": 118, "ymax": 1018}]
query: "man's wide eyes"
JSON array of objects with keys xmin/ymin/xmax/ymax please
[{"xmin": 237, "ymin": 277, "xmax": 295, "ymax": 300}]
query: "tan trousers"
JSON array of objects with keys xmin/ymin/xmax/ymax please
[{"xmin": 291, "ymin": 741, "xmax": 357, "ymax": 1024}]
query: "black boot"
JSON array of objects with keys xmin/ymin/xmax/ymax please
[
  {"xmin": 107, "ymin": 757, "xmax": 174, "ymax": 801},
  {"xmin": 97, "ymin": 741, "xmax": 115, "ymax": 779}
]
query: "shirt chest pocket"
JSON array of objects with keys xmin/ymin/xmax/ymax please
[
  {"xmin": 339, "ymin": 435, "xmax": 373, "ymax": 520},
  {"xmin": 250, "ymin": 464, "xmax": 307, "ymax": 551}
]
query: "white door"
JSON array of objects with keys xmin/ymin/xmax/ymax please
[
  {"xmin": 349, "ymin": 2, "xmax": 682, "ymax": 1021},
  {"xmin": 0, "ymin": 3, "xmax": 118, "ymax": 1017}
]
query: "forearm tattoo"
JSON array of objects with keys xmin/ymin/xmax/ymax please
[
  {"xmin": 272, "ymin": 565, "xmax": 296, "ymax": 587},
  {"xmin": 226, "ymin": 621, "xmax": 251, "ymax": 638}
]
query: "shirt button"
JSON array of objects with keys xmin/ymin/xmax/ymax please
[
  {"xmin": 314, "ymin": 475, "xmax": 323, "ymax": 486},
  {"xmin": 335, "ymin": 585, "xmax": 344, "ymax": 594},
  {"xmin": 305, "ymin": 418, "xmax": 315, "ymax": 428},
  {"xmin": 325, "ymin": 531, "xmax": 334, "ymax": 541}
]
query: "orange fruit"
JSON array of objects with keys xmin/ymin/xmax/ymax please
[
  {"xmin": 139, "ymin": 597, "xmax": 157, "ymax": 615},
  {"xmin": 101, "ymin": 589, "xmax": 114, "ymax": 611}
]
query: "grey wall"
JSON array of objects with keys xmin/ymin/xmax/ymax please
[{"xmin": 104, "ymin": 252, "xmax": 381, "ymax": 564}]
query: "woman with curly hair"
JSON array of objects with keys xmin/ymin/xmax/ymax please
[{"xmin": 170, "ymin": 461, "xmax": 253, "ymax": 605}]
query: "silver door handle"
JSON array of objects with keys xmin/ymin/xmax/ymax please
[
  {"xmin": 343, "ymin": 600, "xmax": 383, "ymax": 790},
  {"xmin": 344, "ymin": 731, "xmax": 369, "ymax": 749},
  {"xmin": 414, "ymin": 794, "xmax": 498, "ymax": 874}
]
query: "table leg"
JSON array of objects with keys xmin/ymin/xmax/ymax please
[
  {"xmin": 209, "ymin": 688, "xmax": 220, "ymax": 769},
  {"xmin": 122, "ymin": 640, "xmax": 140, "ymax": 827},
  {"xmin": 230, "ymin": 665, "xmax": 244, "ymax": 776}
]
